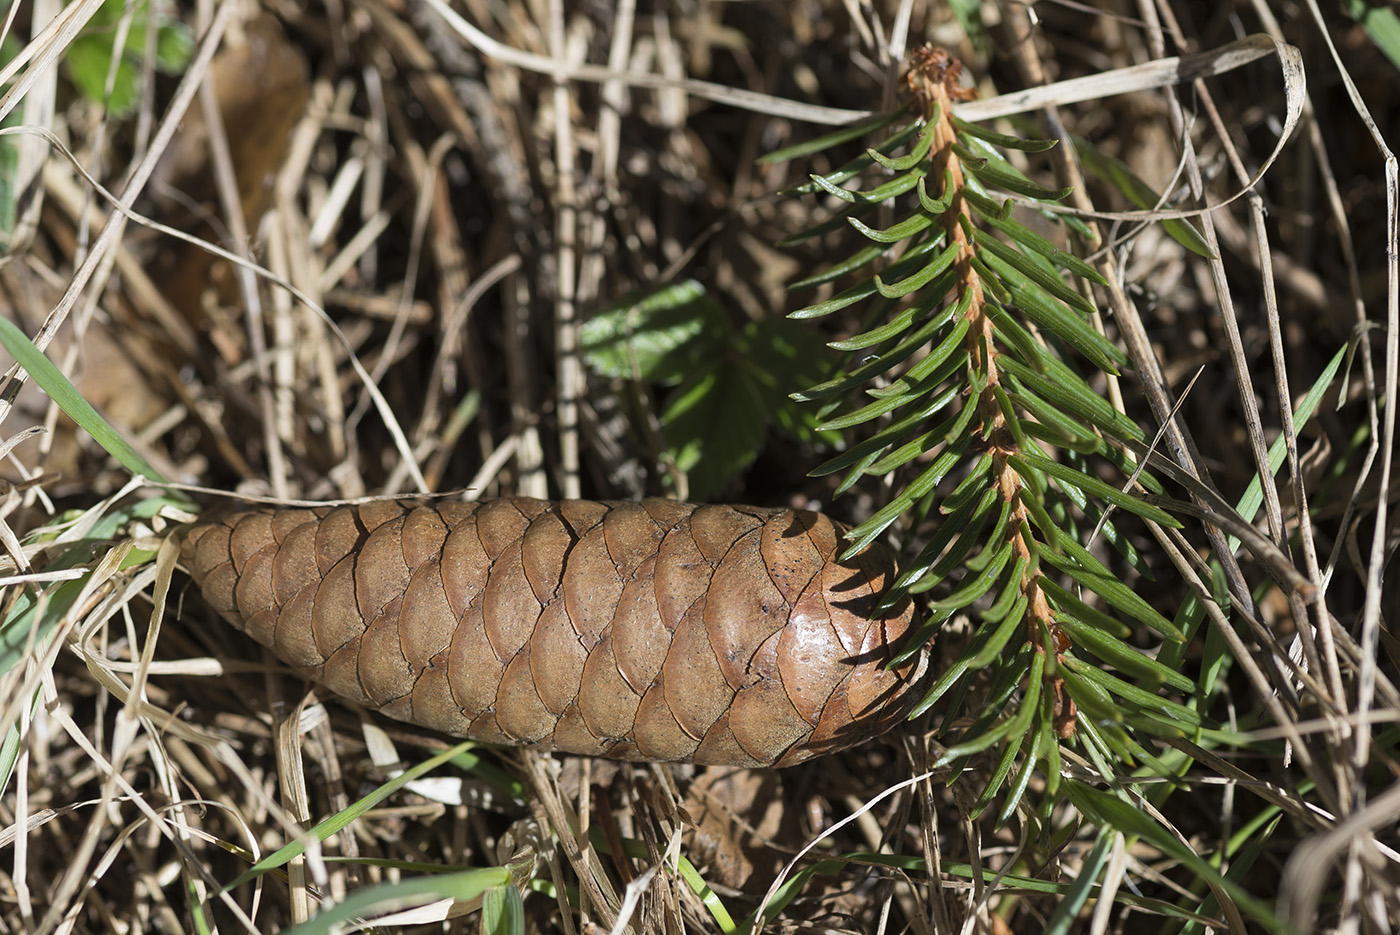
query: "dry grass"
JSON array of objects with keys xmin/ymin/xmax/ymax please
[{"xmin": 0, "ymin": 0, "xmax": 1396, "ymax": 932}]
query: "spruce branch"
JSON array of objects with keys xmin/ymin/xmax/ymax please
[{"xmin": 771, "ymin": 45, "xmax": 1191, "ymax": 810}]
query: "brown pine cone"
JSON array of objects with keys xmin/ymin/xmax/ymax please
[{"xmin": 182, "ymin": 498, "xmax": 925, "ymax": 767}]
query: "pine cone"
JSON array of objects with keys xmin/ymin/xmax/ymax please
[{"xmin": 182, "ymin": 498, "xmax": 925, "ymax": 767}]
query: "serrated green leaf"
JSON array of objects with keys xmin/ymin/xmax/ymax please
[
  {"xmin": 580, "ymin": 280, "xmax": 726, "ymax": 382},
  {"xmin": 661, "ymin": 363, "xmax": 767, "ymax": 498},
  {"xmin": 1346, "ymin": 0, "xmax": 1400, "ymax": 69},
  {"xmin": 63, "ymin": 1, "xmax": 193, "ymax": 118},
  {"xmin": 154, "ymin": 19, "xmax": 194, "ymax": 72}
]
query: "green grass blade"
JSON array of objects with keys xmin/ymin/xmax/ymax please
[{"xmin": 0, "ymin": 316, "xmax": 173, "ymax": 486}]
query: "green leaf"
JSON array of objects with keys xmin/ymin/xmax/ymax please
[
  {"xmin": 661, "ymin": 363, "xmax": 768, "ymax": 499},
  {"xmin": 867, "ymin": 315, "xmax": 970, "ymax": 398},
  {"xmin": 63, "ymin": 0, "xmax": 193, "ymax": 118},
  {"xmin": 1043, "ymin": 833, "xmax": 1118, "ymax": 935},
  {"xmin": 760, "ymin": 110, "xmax": 911, "ymax": 165},
  {"xmin": 580, "ymin": 280, "xmax": 726, "ymax": 382},
  {"xmin": 1072, "ymin": 137, "xmax": 1215, "ymax": 258},
  {"xmin": 1037, "ymin": 577, "xmax": 1131, "ymax": 638},
  {"xmin": 871, "ymin": 122, "xmax": 936, "ymax": 170},
  {"xmin": 934, "ymin": 650, "xmax": 1045, "ymax": 765},
  {"xmin": 917, "ymin": 170, "xmax": 956, "ymax": 214},
  {"xmin": 995, "ymin": 707, "xmax": 1050, "ymax": 821},
  {"xmin": 928, "ymin": 541, "xmax": 1013, "ymax": 612},
  {"xmin": 1346, "ymin": 0, "xmax": 1400, "ymax": 71},
  {"xmin": 874, "ymin": 240, "xmax": 960, "ymax": 296},
  {"xmin": 277, "ymin": 868, "xmax": 512, "ymax": 935},
  {"xmin": 1056, "ymin": 616, "xmax": 1195, "ymax": 692},
  {"xmin": 1061, "ymin": 657, "xmax": 1200, "ymax": 726},
  {"xmin": 809, "ymin": 386, "xmax": 960, "ymax": 476},
  {"xmin": 964, "ymin": 498, "xmax": 1015, "ymax": 573},
  {"xmin": 809, "ymin": 165, "xmax": 928, "ymax": 205},
  {"xmin": 1039, "ymin": 539, "xmax": 1182, "ymax": 640},
  {"xmin": 955, "ymin": 141, "xmax": 1072, "ymax": 200},
  {"xmin": 482, "ymin": 885, "xmax": 526, "ymax": 935},
  {"xmin": 925, "ymin": 488, "xmax": 1000, "ymax": 580},
  {"xmin": 827, "ymin": 287, "xmax": 954, "ymax": 352},
  {"xmin": 778, "ymin": 203, "xmax": 878, "ymax": 247},
  {"xmin": 897, "ymin": 487, "xmax": 997, "ymax": 593},
  {"xmin": 742, "ymin": 316, "xmax": 834, "ymax": 444},
  {"xmin": 1011, "ymin": 449, "xmax": 1178, "ymax": 526},
  {"xmin": 850, "ymin": 210, "xmax": 937, "ymax": 244},
  {"xmin": 952, "ymin": 115, "xmax": 1059, "ymax": 152},
  {"xmin": 982, "ymin": 214, "xmax": 1106, "ymax": 284},
  {"xmin": 789, "ymin": 234, "xmax": 945, "ymax": 318},
  {"xmin": 788, "ymin": 242, "xmax": 891, "ymax": 290},
  {"xmin": 842, "ymin": 440, "xmax": 972, "ymax": 556},
  {"xmin": 973, "ymin": 229, "xmax": 1099, "ymax": 317},
  {"xmin": 998, "ymin": 355, "xmax": 1144, "ymax": 444}
]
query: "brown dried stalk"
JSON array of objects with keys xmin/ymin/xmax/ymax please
[{"xmin": 182, "ymin": 498, "xmax": 926, "ymax": 767}]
